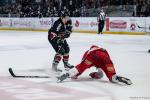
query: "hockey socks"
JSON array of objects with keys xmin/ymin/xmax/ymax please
[
  {"xmin": 52, "ymin": 54, "xmax": 62, "ymax": 72},
  {"xmin": 63, "ymin": 54, "xmax": 74, "ymax": 70}
]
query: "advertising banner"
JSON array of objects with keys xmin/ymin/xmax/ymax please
[{"xmin": 0, "ymin": 17, "xmax": 149, "ymax": 34}]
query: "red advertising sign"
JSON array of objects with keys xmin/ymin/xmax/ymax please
[{"xmin": 110, "ymin": 20, "xmax": 127, "ymax": 29}]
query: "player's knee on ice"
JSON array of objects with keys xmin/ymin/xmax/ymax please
[{"xmin": 69, "ymin": 68, "xmax": 80, "ymax": 79}]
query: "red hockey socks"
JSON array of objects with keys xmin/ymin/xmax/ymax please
[
  {"xmin": 63, "ymin": 54, "xmax": 74, "ymax": 69},
  {"xmin": 52, "ymin": 54, "xmax": 62, "ymax": 72},
  {"xmin": 63, "ymin": 54, "xmax": 69, "ymax": 65}
]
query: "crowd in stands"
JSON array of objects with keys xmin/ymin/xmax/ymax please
[
  {"xmin": 0, "ymin": 0, "xmax": 150, "ymax": 17},
  {"xmin": 134, "ymin": 0, "xmax": 150, "ymax": 17}
]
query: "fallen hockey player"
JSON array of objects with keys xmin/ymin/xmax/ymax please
[{"xmin": 57, "ymin": 45, "xmax": 132, "ymax": 85}]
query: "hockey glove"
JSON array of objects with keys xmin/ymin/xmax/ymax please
[
  {"xmin": 58, "ymin": 31, "xmax": 71, "ymax": 38},
  {"xmin": 49, "ymin": 32, "xmax": 57, "ymax": 40},
  {"xmin": 64, "ymin": 30, "xmax": 71, "ymax": 38}
]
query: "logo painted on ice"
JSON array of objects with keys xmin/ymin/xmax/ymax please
[{"xmin": 0, "ymin": 76, "xmax": 110, "ymax": 100}]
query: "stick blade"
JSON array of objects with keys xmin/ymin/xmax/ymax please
[
  {"xmin": 9, "ymin": 67, "xmax": 16, "ymax": 77},
  {"xmin": 8, "ymin": 67, "xmax": 51, "ymax": 78}
]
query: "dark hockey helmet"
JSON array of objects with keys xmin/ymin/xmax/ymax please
[
  {"xmin": 61, "ymin": 11, "xmax": 69, "ymax": 17},
  {"xmin": 61, "ymin": 11, "xmax": 70, "ymax": 21}
]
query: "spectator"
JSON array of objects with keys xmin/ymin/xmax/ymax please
[
  {"xmin": 74, "ymin": 9, "xmax": 81, "ymax": 17},
  {"xmin": 0, "ymin": 0, "xmax": 149, "ymax": 17}
]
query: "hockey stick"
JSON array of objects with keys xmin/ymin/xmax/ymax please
[
  {"xmin": 136, "ymin": 23, "xmax": 150, "ymax": 29},
  {"xmin": 9, "ymin": 68, "xmax": 50, "ymax": 78}
]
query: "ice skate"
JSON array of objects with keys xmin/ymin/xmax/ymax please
[
  {"xmin": 64, "ymin": 63, "xmax": 74, "ymax": 71},
  {"xmin": 52, "ymin": 62, "xmax": 62, "ymax": 72},
  {"xmin": 112, "ymin": 75, "xmax": 132, "ymax": 85},
  {"xmin": 116, "ymin": 76, "xmax": 132, "ymax": 85}
]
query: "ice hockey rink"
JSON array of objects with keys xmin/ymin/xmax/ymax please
[{"xmin": 0, "ymin": 30, "xmax": 150, "ymax": 100}]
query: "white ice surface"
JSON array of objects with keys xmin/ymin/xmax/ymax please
[{"xmin": 0, "ymin": 30, "xmax": 150, "ymax": 100}]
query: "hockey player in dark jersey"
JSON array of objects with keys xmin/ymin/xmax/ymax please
[{"xmin": 48, "ymin": 12, "xmax": 74, "ymax": 72}]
